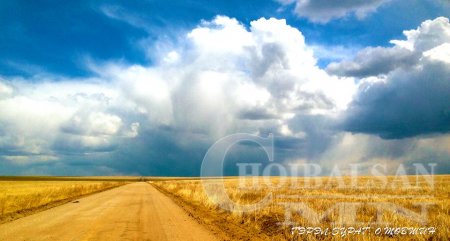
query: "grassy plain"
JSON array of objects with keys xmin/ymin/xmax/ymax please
[
  {"xmin": 152, "ymin": 175, "xmax": 450, "ymax": 241},
  {"xmin": 0, "ymin": 176, "xmax": 132, "ymax": 222}
]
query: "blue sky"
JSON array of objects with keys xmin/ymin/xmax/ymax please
[
  {"xmin": 2, "ymin": 0, "xmax": 447, "ymax": 76},
  {"xmin": 0, "ymin": 0, "xmax": 449, "ymax": 176}
]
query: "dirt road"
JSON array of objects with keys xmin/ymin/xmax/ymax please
[{"xmin": 0, "ymin": 182, "xmax": 218, "ymax": 241}]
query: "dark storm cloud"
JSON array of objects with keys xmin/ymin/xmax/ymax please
[
  {"xmin": 237, "ymin": 108, "xmax": 277, "ymax": 120},
  {"xmin": 288, "ymin": 114, "xmax": 338, "ymax": 158},
  {"xmin": 341, "ymin": 60, "xmax": 450, "ymax": 139},
  {"xmin": 52, "ymin": 136, "xmax": 118, "ymax": 154},
  {"xmin": 115, "ymin": 127, "xmax": 210, "ymax": 176},
  {"xmin": 329, "ymin": 17, "xmax": 450, "ymax": 139},
  {"xmin": 277, "ymin": 0, "xmax": 387, "ymax": 23}
]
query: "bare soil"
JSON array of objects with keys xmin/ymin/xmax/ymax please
[{"xmin": 0, "ymin": 182, "xmax": 218, "ymax": 241}]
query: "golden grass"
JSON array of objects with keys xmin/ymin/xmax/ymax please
[
  {"xmin": 0, "ymin": 180, "xmax": 126, "ymax": 218},
  {"xmin": 153, "ymin": 175, "xmax": 450, "ymax": 241}
]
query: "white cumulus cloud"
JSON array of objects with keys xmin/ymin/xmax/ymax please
[
  {"xmin": 327, "ymin": 17, "xmax": 450, "ymax": 77},
  {"xmin": 0, "ymin": 16, "xmax": 357, "ymax": 165},
  {"xmin": 6, "ymin": 15, "xmax": 449, "ymax": 174}
]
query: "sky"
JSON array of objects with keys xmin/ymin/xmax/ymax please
[{"xmin": 0, "ymin": 0, "xmax": 449, "ymax": 176}]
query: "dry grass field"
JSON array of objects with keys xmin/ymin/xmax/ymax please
[
  {"xmin": 0, "ymin": 177, "xmax": 129, "ymax": 222},
  {"xmin": 152, "ymin": 175, "xmax": 450, "ymax": 241}
]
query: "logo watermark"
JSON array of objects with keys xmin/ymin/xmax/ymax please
[{"xmin": 200, "ymin": 133, "xmax": 438, "ymax": 231}]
